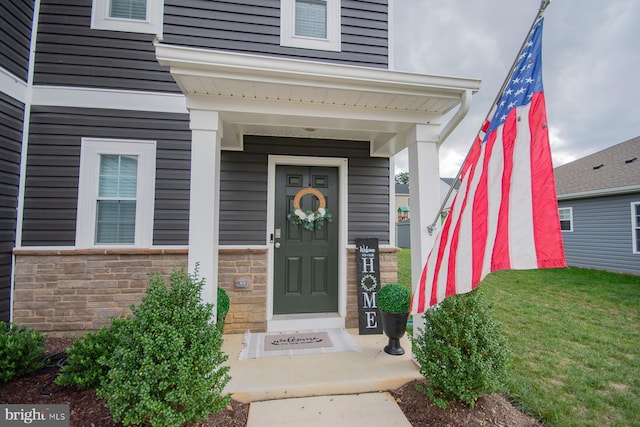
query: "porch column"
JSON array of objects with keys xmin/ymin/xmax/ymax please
[
  {"xmin": 187, "ymin": 109, "xmax": 222, "ymax": 316},
  {"xmin": 406, "ymin": 124, "xmax": 441, "ymax": 333}
]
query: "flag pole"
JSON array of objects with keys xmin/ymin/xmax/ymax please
[{"xmin": 427, "ymin": 0, "xmax": 551, "ymax": 235}]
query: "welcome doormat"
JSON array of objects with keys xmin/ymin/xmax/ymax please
[{"xmin": 238, "ymin": 329, "xmax": 360, "ymax": 360}]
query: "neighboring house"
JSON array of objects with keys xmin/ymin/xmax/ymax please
[
  {"xmin": 555, "ymin": 136, "xmax": 640, "ymax": 275},
  {"xmin": 395, "ymin": 183, "xmax": 410, "ymax": 222},
  {"xmin": 394, "ymin": 179, "xmax": 458, "ymax": 222},
  {"xmin": 394, "ymin": 179, "xmax": 458, "ymax": 247},
  {"xmin": 0, "ymin": 0, "xmax": 480, "ymax": 334}
]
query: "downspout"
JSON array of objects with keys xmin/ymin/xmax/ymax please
[{"xmin": 438, "ymin": 88, "xmax": 472, "ymax": 145}]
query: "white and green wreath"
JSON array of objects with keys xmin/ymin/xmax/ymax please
[
  {"xmin": 360, "ymin": 274, "xmax": 378, "ymax": 292},
  {"xmin": 287, "ymin": 187, "xmax": 333, "ymax": 232}
]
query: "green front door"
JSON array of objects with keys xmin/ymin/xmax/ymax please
[{"xmin": 273, "ymin": 165, "xmax": 339, "ymax": 314}]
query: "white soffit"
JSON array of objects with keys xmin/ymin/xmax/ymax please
[{"xmin": 155, "ymin": 43, "xmax": 481, "ymax": 156}]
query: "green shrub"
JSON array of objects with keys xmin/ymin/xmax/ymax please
[
  {"xmin": 412, "ymin": 290, "xmax": 510, "ymax": 408},
  {"xmin": 55, "ymin": 317, "xmax": 129, "ymax": 389},
  {"xmin": 97, "ymin": 267, "xmax": 231, "ymax": 427},
  {"xmin": 0, "ymin": 322, "xmax": 46, "ymax": 382},
  {"xmin": 377, "ymin": 283, "xmax": 411, "ymax": 313},
  {"xmin": 217, "ymin": 287, "xmax": 230, "ymax": 328}
]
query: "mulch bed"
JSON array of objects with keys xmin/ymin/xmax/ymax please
[{"xmin": 0, "ymin": 337, "xmax": 542, "ymax": 426}]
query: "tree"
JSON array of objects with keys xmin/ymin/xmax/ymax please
[{"xmin": 395, "ymin": 171, "xmax": 409, "ymax": 184}]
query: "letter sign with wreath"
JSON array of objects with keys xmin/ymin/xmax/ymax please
[{"xmin": 287, "ymin": 187, "xmax": 332, "ymax": 231}]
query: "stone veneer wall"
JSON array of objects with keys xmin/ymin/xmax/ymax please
[
  {"xmin": 12, "ymin": 249, "xmax": 189, "ymax": 337},
  {"xmin": 217, "ymin": 249, "xmax": 268, "ymax": 334},
  {"xmin": 12, "ymin": 247, "xmax": 398, "ymax": 336}
]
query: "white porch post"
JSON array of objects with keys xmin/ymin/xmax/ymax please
[
  {"xmin": 187, "ymin": 109, "xmax": 222, "ymax": 317},
  {"xmin": 406, "ymin": 124, "xmax": 441, "ymax": 334}
]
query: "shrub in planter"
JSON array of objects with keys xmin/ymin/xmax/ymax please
[
  {"xmin": 412, "ymin": 290, "xmax": 510, "ymax": 408},
  {"xmin": 0, "ymin": 322, "xmax": 46, "ymax": 382},
  {"xmin": 55, "ymin": 317, "xmax": 129, "ymax": 389},
  {"xmin": 377, "ymin": 283, "xmax": 412, "ymax": 355},
  {"xmin": 377, "ymin": 283, "xmax": 411, "ymax": 314},
  {"xmin": 97, "ymin": 267, "xmax": 231, "ymax": 427}
]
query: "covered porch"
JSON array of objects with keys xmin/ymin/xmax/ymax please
[{"xmin": 155, "ymin": 43, "xmax": 481, "ymax": 330}]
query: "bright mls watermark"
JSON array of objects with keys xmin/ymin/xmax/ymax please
[{"xmin": 1, "ymin": 405, "xmax": 69, "ymax": 426}]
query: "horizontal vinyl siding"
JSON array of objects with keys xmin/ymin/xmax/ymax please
[
  {"xmin": 559, "ymin": 193, "xmax": 640, "ymax": 275},
  {"xmin": 0, "ymin": 0, "xmax": 33, "ymax": 81},
  {"xmin": 34, "ymin": 0, "xmax": 179, "ymax": 92},
  {"xmin": 0, "ymin": 93, "xmax": 24, "ymax": 321},
  {"xmin": 219, "ymin": 136, "xmax": 390, "ymax": 245},
  {"xmin": 163, "ymin": 0, "xmax": 388, "ymax": 68},
  {"xmin": 23, "ymin": 106, "xmax": 191, "ymax": 246}
]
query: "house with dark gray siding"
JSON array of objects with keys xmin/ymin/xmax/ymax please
[
  {"xmin": 0, "ymin": 0, "xmax": 480, "ymax": 335},
  {"xmin": 555, "ymin": 136, "xmax": 640, "ymax": 275}
]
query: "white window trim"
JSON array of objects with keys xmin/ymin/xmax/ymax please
[
  {"xmin": 91, "ymin": 0, "xmax": 164, "ymax": 37},
  {"xmin": 280, "ymin": 0, "xmax": 341, "ymax": 52},
  {"xmin": 76, "ymin": 138, "xmax": 156, "ymax": 248},
  {"xmin": 632, "ymin": 202, "xmax": 640, "ymax": 254},
  {"xmin": 559, "ymin": 207, "xmax": 573, "ymax": 232}
]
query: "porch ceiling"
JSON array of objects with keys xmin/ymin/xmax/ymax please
[{"xmin": 155, "ymin": 43, "xmax": 481, "ymax": 156}]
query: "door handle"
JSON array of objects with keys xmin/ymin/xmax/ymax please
[{"xmin": 274, "ymin": 242, "xmax": 281, "ymax": 248}]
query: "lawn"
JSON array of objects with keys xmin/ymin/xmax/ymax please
[{"xmin": 397, "ymin": 249, "xmax": 640, "ymax": 427}]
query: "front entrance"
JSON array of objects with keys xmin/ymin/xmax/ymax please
[{"xmin": 273, "ymin": 165, "xmax": 339, "ymax": 314}]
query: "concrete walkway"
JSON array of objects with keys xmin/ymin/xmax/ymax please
[
  {"xmin": 246, "ymin": 393, "xmax": 412, "ymax": 427},
  {"xmin": 221, "ymin": 329, "xmax": 420, "ymax": 426}
]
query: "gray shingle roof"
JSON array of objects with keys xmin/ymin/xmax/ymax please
[{"xmin": 554, "ymin": 136, "xmax": 640, "ymax": 197}]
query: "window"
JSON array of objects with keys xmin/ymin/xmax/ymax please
[
  {"xmin": 96, "ymin": 155, "xmax": 138, "ymax": 244},
  {"xmin": 559, "ymin": 207, "xmax": 573, "ymax": 231},
  {"xmin": 91, "ymin": 0, "xmax": 164, "ymax": 36},
  {"xmin": 280, "ymin": 0, "xmax": 341, "ymax": 52},
  {"xmin": 110, "ymin": 0, "xmax": 146, "ymax": 20},
  {"xmin": 633, "ymin": 202, "xmax": 640, "ymax": 254},
  {"xmin": 295, "ymin": 0, "xmax": 327, "ymax": 38},
  {"xmin": 76, "ymin": 139, "xmax": 156, "ymax": 247}
]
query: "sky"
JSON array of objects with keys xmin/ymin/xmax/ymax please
[{"xmin": 392, "ymin": 0, "xmax": 640, "ymax": 178}]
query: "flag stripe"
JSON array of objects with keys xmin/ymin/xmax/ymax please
[
  {"xmin": 411, "ymin": 17, "xmax": 566, "ymax": 314},
  {"xmin": 508, "ymin": 102, "xmax": 539, "ymax": 270}
]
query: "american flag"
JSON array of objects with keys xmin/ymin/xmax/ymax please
[{"xmin": 411, "ymin": 18, "xmax": 566, "ymax": 314}]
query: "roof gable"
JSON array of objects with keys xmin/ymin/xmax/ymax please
[{"xmin": 554, "ymin": 136, "xmax": 640, "ymax": 198}]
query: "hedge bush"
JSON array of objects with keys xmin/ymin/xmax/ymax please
[
  {"xmin": 55, "ymin": 317, "xmax": 129, "ymax": 389},
  {"xmin": 97, "ymin": 267, "xmax": 231, "ymax": 427},
  {"xmin": 412, "ymin": 290, "xmax": 510, "ymax": 408},
  {"xmin": 0, "ymin": 322, "xmax": 46, "ymax": 382}
]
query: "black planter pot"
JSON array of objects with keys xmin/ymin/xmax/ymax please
[{"xmin": 380, "ymin": 311, "xmax": 409, "ymax": 355}]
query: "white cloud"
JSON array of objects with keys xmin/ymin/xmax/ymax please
[{"xmin": 393, "ymin": 0, "xmax": 640, "ymax": 174}]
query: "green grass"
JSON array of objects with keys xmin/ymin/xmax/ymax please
[
  {"xmin": 398, "ymin": 249, "xmax": 640, "ymax": 427},
  {"xmin": 396, "ymin": 248, "xmax": 412, "ymax": 287}
]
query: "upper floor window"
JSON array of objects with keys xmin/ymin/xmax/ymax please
[
  {"xmin": 559, "ymin": 207, "xmax": 573, "ymax": 232},
  {"xmin": 110, "ymin": 0, "xmax": 147, "ymax": 20},
  {"xmin": 76, "ymin": 138, "xmax": 156, "ymax": 248},
  {"xmin": 632, "ymin": 202, "xmax": 640, "ymax": 254},
  {"xmin": 281, "ymin": 0, "xmax": 341, "ymax": 52},
  {"xmin": 91, "ymin": 0, "xmax": 164, "ymax": 36},
  {"xmin": 295, "ymin": 0, "xmax": 327, "ymax": 38}
]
